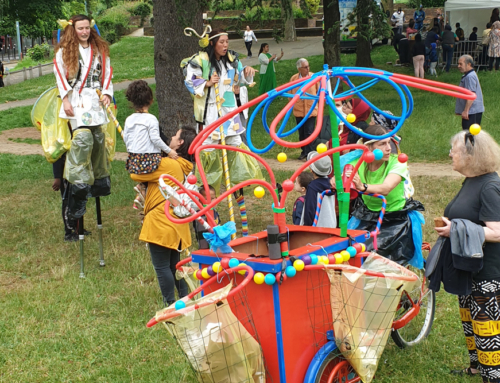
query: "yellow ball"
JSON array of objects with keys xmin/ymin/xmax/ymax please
[
  {"xmin": 360, "ymin": 243, "xmax": 366, "ymax": 252},
  {"xmin": 293, "ymin": 259, "xmax": 305, "ymax": 271},
  {"xmin": 470, "ymin": 124, "xmax": 481, "ymax": 135},
  {"xmin": 334, "ymin": 253, "xmax": 344, "ymax": 264},
  {"xmin": 254, "ymin": 186, "xmax": 265, "ymax": 199},
  {"xmin": 193, "ymin": 270, "xmax": 200, "ymax": 280},
  {"xmin": 254, "ymin": 272, "xmax": 265, "ymax": 284},
  {"xmin": 317, "ymin": 143, "xmax": 327, "ymax": 154},
  {"xmin": 346, "ymin": 113, "xmax": 356, "ymax": 123},
  {"xmin": 277, "ymin": 152, "xmax": 287, "ymax": 163},
  {"xmin": 212, "ymin": 262, "xmax": 222, "ymax": 273},
  {"xmin": 341, "ymin": 250, "xmax": 351, "ymax": 262},
  {"xmin": 238, "ymin": 263, "xmax": 247, "ymax": 275},
  {"xmin": 201, "ymin": 268, "xmax": 210, "ymax": 279},
  {"xmin": 322, "ymin": 255, "xmax": 330, "ymax": 265}
]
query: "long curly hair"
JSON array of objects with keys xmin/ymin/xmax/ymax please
[{"xmin": 55, "ymin": 14, "xmax": 110, "ymax": 79}]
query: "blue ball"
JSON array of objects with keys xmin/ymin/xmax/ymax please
[
  {"xmin": 265, "ymin": 273, "xmax": 276, "ymax": 285},
  {"xmin": 228, "ymin": 258, "xmax": 240, "ymax": 268},
  {"xmin": 373, "ymin": 149, "xmax": 383, "ymax": 161},
  {"xmin": 346, "ymin": 246, "xmax": 357, "ymax": 257},
  {"xmin": 175, "ymin": 300, "xmax": 186, "ymax": 310},
  {"xmin": 285, "ymin": 265, "xmax": 297, "ymax": 277},
  {"xmin": 310, "ymin": 254, "xmax": 318, "ymax": 265}
]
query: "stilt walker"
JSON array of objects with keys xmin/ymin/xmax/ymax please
[
  {"xmin": 182, "ymin": 25, "xmax": 263, "ymax": 237},
  {"xmin": 31, "ymin": 15, "xmax": 116, "ymax": 277}
]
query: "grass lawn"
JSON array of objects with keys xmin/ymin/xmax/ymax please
[
  {"xmin": 0, "ymin": 149, "xmax": 475, "ymax": 382},
  {"xmin": 1, "ymin": 42, "xmax": 499, "ymax": 381},
  {"xmin": 3, "ymin": 41, "xmax": 500, "ymax": 163}
]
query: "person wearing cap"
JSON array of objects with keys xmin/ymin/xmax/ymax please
[
  {"xmin": 341, "ymin": 124, "xmax": 424, "ymax": 266},
  {"xmin": 414, "ymin": 5, "xmax": 425, "ymax": 31},
  {"xmin": 301, "ymin": 151, "xmax": 336, "ymax": 228}
]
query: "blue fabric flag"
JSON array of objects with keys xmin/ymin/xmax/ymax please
[
  {"xmin": 407, "ymin": 210, "xmax": 425, "ymax": 269},
  {"xmin": 203, "ymin": 221, "xmax": 236, "ymax": 254}
]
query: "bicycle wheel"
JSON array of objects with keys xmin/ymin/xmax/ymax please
[
  {"xmin": 313, "ymin": 351, "xmax": 360, "ymax": 383},
  {"xmin": 391, "ymin": 266, "xmax": 435, "ymax": 348}
]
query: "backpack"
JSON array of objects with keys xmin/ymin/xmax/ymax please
[{"xmin": 293, "ymin": 196, "xmax": 305, "ymax": 215}]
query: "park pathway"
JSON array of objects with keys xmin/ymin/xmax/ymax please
[
  {"xmin": 0, "ymin": 36, "xmax": 324, "ymax": 112},
  {"xmin": 0, "ymin": 127, "xmax": 462, "ymax": 177}
]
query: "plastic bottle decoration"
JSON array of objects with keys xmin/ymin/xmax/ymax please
[
  {"xmin": 228, "ymin": 258, "xmax": 240, "ymax": 268},
  {"xmin": 254, "ymin": 272, "xmax": 265, "ymax": 284},
  {"xmin": 334, "ymin": 253, "xmax": 343, "ymax": 264},
  {"xmin": 398, "ymin": 153, "xmax": 408, "ymax": 163},
  {"xmin": 316, "ymin": 143, "xmax": 327, "ymax": 153},
  {"xmin": 363, "ymin": 152, "xmax": 375, "ymax": 163},
  {"xmin": 212, "ymin": 261, "xmax": 222, "ymax": 272},
  {"xmin": 346, "ymin": 246, "xmax": 357, "ymax": 257},
  {"xmin": 341, "ymin": 250, "xmax": 351, "ymax": 262},
  {"xmin": 238, "ymin": 263, "xmax": 247, "ymax": 275},
  {"xmin": 187, "ymin": 174, "xmax": 198, "ymax": 184},
  {"xmin": 265, "ymin": 273, "xmax": 276, "ymax": 285},
  {"xmin": 310, "ymin": 255, "xmax": 319, "ymax": 265},
  {"xmin": 293, "ymin": 259, "xmax": 305, "ymax": 271},
  {"xmin": 277, "ymin": 152, "xmax": 287, "ymax": 162},
  {"xmin": 346, "ymin": 113, "xmax": 356, "ymax": 123},
  {"xmin": 373, "ymin": 149, "xmax": 384, "ymax": 161},
  {"xmin": 282, "ymin": 180, "xmax": 294, "ymax": 192},
  {"xmin": 175, "ymin": 300, "xmax": 186, "ymax": 310},
  {"xmin": 469, "ymin": 124, "xmax": 481, "ymax": 135},
  {"xmin": 285, "ymin": 266, "xmax": 297, "ymax": 277},
  {"xmin": 254, "ymin": 186, "xmax": 265, "ymax": 198}
]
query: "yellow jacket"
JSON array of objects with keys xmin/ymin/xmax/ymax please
[
  {"xmin": 131, "ymin": 157, "xmax": 194, "ymax": 250},
  {"xmin": 290, "ymin": 72, "xmax": 319, "ymax": 118}
]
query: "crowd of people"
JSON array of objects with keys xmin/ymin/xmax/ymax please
[
  {"xmin": 393, "ymin": 7, "xmax": 500, "ymax": 75},
  {"xmin": 47, "ymin": 13, "xmax": 500, "ymax": 383}
]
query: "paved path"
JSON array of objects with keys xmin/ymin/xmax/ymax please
[
  {"xmin": 0, "ymin": 36, "xmax": 324, "ymax": 111},
  {"xmin": 0, "ymin": 127, "xmax": 462, "ymax": 178}
]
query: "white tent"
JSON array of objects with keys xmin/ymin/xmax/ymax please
[{"xmin": 444, "ymin": 0, "xmax": 500, "ymax": 37}]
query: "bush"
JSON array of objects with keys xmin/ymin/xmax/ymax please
[
  {"xmin": 131, "ymin": 2, "xmax": 151, "ymax": 18},
  {"xmin": 304, "ymin": 0, "xmax": 320, "ymax": 15},
  {"xmin": 96, "ymin": 8, "xmax": 130, "ymax": 44},
  {"xmin": 293, "ymin": 6, "xmax": 306, "ymax": 19},
  {"xmin": 211, "ymin": 0, "xmax": 246, "ymax": 11},
  {"xmin": 26, "ymin": 43, "xmax": 50, "ymax": 62}
]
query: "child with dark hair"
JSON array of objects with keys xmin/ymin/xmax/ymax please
[
  {"xmin": 123, "ymin": 80, "xmax": 178, "ymax": 209},
  {"xmin": 194, "ymin": 185, "xmax": 220, "ymax": 249},
  {"xmin": 292, "ymin": 172, "xmax": 314, "ymax": 225}
]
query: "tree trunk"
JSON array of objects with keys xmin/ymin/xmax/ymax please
[
  {"xmin": 323, "ymin": 0, "xmax": 341, "ymax": 68},
  {"xmin": 282, "ymin": 0, "xmax": 296, "ymax": 42},
  {"xmin": 355, "ymin": 0, "xmax": 373, "ymax": 67},
  {"xmin": 153, "ymin": 0, "xmax": 202, "ymax": 139}
]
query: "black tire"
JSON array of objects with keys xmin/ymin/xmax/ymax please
[
  {"xmin": 391, "ymin": 266, "xmax": 436, "ymax": 348},
  {"xmin": 313, "ymin": 350, "xmax": 359, "ymax": 383}
]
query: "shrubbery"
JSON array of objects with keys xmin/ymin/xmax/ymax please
[
  {"xmin": 96, "ymin": 6, "xmax": 130, "ymax": 44},
  {"xmin": 26, "ymin": 43, "xmax": 50, "ymax": 62}
]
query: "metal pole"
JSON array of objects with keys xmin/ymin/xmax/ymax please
[
  {"xmin": 79, "ymin": 216, "xmax": 85, "ymax": 278},
  {"xmin": 95, "ymin": 197, "xmax": 105, "ymax": 267},
  {"xmin": 15, "ymin": 21, "xmax": 21, "ymax": 60}
]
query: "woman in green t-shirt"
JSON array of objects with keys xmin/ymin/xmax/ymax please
[{"xmin": 346, "ymin": 125, "xmax": 425, "ymax": 266}]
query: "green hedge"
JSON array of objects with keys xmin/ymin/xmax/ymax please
[{"xmin": 96, "ymin": 7, "xmax": 130, "ymax": 44}]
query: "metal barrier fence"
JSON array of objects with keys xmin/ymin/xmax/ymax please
[
  {"xmin": 437, "ymin": 40, "xmax": 489, "ymax": 71},
  {"xmin": 3, "ymin": 63, "xmax": 53, "ymax": 86}
]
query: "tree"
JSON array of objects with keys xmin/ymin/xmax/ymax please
[
  {"xmin": 0, "ymin": 0, "xmax": 63, "ymax": 38},
  {"xmin": 323, "ymin": 0, "xmax": 341, "ymax": 68},
  {"xmin": 281, "ymin": 0, "xmax": 296, "ymax": 42},
  {"xmin": 152, "ymin": 0, "xmax": 203, "ymax": 138},
  {"xmin": 346, "ymin": 0, "xmax": 391, "ymax": 67}
]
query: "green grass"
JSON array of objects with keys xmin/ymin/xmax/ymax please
[
  {"xmin": 0, "ymin": 106, "xmax": 33, "ymax": 131},
  {"xmin": 8, "ymin": 137, "xmax": 41, "ymax": 144},
  {"xmin": 0, "ymin": 149, "xmax": 475, "ymax": 381},
  {"xmin": 0, "ymin": 37, "xmax": 155, "ymax": 104}
]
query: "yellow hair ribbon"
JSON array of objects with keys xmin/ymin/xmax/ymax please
[
  {"xmin": 90, "ymin": 19, "xmax": 95, "ymax": 28},
  {"xmin": 57, "ymin": 19, "xmax": 73, "ymax": 29}
]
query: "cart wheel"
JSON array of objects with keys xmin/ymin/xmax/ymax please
[
  {"xmin": 314, "ymin": 352, "xmax": 359, "ymax": 383},
  {"xmin": 391, "ymin": 265, "xmax": 435, "ymax": 348}
]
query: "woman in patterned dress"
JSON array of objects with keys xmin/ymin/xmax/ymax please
[
  {"xmin": 436, "ymin": 130, "xmax": 500, "ymax": 382},
  {"xmin": 488, "ymin": 21, "xmax": 500, "ymax": 71}
]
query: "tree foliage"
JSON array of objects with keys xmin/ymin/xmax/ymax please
[
  {"xmin": 346, "ymin": 0, "xmax": 391, "ymax": 67},
  {"xmin": 0, "ymin": 0, "xmax": 64, "ymax": 38}
]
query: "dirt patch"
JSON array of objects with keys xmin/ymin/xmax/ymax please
[
  {"xmin": 0, "ymin": 127, "xmax": 462, "ymax": 177},
  {"xmin": 263, "ymin": 158, "xmax": 462, "ymax": 178}
]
